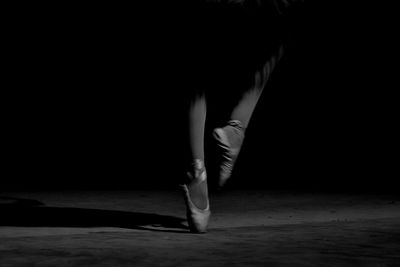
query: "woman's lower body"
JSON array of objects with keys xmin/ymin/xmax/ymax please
[
  {"xmin": 182, "ymin": 41, "xmax": 285, "ymax": 233},
  {"xmin": 178, "ymin": 0, "xmax": 290, "ymax": 233}
]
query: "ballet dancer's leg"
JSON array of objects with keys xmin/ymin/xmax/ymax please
[
  {"xmin": 181, "ymin": 91, "xmax": 210, "ymax": 233},
  {"xmin": 230, "ymin": 46, "xmax": 283, "ymax": 128},
  {"xmin": 186, "ymin": 92, "xmax": 209, "ymax": 209},
  {"xmin": 188, "ymin": 93, "xmax": 207, "ymax": 162},
  {"xmin": 214, "ymin": 46, "xmax": 284, "ymax": 186}
]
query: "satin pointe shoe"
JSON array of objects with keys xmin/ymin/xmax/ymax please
[
  {"xmin": 181, "ymin": 159, "xmax": 211, "ymax": 233},
  {"xmin": 213, "ymin": 120, "xmax": 245, "ymax": 188}
]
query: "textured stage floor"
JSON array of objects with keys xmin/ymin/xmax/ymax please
[{"xmin": 1, "ymin": 190, "xmax": 399, "ymax": 266}]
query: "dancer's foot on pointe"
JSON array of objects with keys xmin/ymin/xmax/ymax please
[
  {"xmin": 181, "ymin": 159, "xmax": 210, "ymax": 233},
  {"xmin": 213, "ymin": 120, "xmax": 245, "ymax": 188}
]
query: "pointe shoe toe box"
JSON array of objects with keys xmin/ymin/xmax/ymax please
[{"xmin": 181, "ymin": 183, "xmax": 211, "ymax": 233}]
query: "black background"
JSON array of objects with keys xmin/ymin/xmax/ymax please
[{"xmin": 3, "ymin": 2, "xmax": 397, "ymax": 192}]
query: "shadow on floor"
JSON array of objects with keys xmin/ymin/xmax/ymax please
[{"xmin": 0, "ymin": 196, "xmax": 188, "ymax": 233}]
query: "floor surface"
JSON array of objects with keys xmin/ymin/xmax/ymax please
[{"xmin": 1, "ymin": 190, "xmax": 399, "ymax": 266}]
